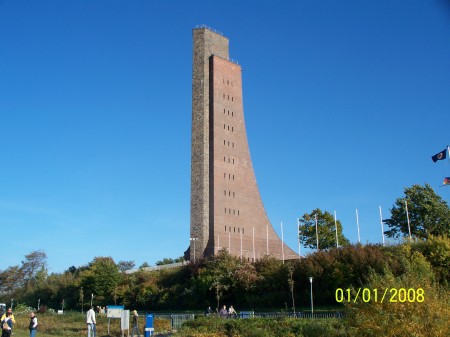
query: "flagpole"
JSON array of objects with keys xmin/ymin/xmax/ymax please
[
  {"xmin": 252, "ymin": 227, "xmax": 255, "ymax": 262},
  {"xmin": 240, "ymin": 230, "xmax": 243, "ymax": 260},
  {"xmin": 405, "ymin": 200, "xmax": 412, "ymax": 240},
  {"xmin": 446, "ymin": 145, "xmax": 450, "ymax": 191},
  {"xmin": 297, "ymin": 218, "xmax": 301, "ymax": 259},
  {"xmin": 379, "ymin": 206, "xmax": 385, "ymax": 246},
  {"xmin": 356, "ymin": 209, "xmax": 361, "ymax": 244},
  {"xmin": 281, "ymin": 221, "xmax": 285, "ymax": 263},
  {"xmin": 334, "ymin": 210, "xmax": 339, "ymax": 248},
  {"xmin": 314, "ymin": 214, "xmax": 319, "ymax": 251},
  {"xmin": 447, "ymin": 145, "xmax": 450, "ymax": 173}
]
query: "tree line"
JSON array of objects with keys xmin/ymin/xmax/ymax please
[
  {"xmin": 1, "ymin": 183, "xmax": 448, "ymax": 311},
  {"xmin": 1, "ymin": 237, "xmax": 448, "ymax": 313}
]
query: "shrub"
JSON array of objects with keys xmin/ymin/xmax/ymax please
[
  {"xmin": 412, "ymin": 235, "xmax": 450, "ymax": 283},
  {"xmin": 177, "ymin": 316, "xmax": 348, "ymax": 337},
  {"xmin": 344, "ymin": 247, "xmax": 450, "ymax": 337}
]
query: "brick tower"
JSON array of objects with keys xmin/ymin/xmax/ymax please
[{"xmin": 189, "ymin": 26, "xmax": 298, "ymax": 261}]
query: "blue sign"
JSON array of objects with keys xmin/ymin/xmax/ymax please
[{"xmin": 145, "ymin": 314, "xmax": 154, "ymax": 337}]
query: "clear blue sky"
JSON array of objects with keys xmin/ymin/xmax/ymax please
[{"xmin": 1, "ymin": 0, "xmax": 449, "ymax": 273}]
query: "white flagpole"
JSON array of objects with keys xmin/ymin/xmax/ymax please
[
  {"xmin": 356, "ymin": 209, "xmax": 361, "ymax": 244},
  {"xmin": 405, "ymin": 200, "xmax": 412, "ymax": 240},
  {"xmin": 447, "ymin": 145, "xmax": 450, "ymax": 172},
  {"xmin": 379, "ymin": 206, "xmax": 385, "ymax": 246},
  {"xmin": 240, "ymin": 230, "xmax": 243, "ymax": 260},
  {"xmin": 297, "ymin": 218, "xmax": 301, "ymax": 259},
  {"xmin": 252, "ymin": 227, "xmax": 255, "ymax": 262},
  {"xmin": 334, "ymin": 210, "xmax": 339, "ymax": 248},
  {"xmin": 281, "ymin": 221, "xmax": 285, "ymax": 263},
  {"xmin": 314, "ymin": 214, "xmax": 319, "ymax": 251}
]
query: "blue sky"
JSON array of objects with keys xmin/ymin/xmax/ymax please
[{"xmin": 1, "ymin": 0, "xmax": 449, "ymax": 273}]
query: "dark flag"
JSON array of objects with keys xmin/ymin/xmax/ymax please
[
  {"xmin": 444, "ymin": 177, "xmax": 450, "ymax": 186},
  {"xmin": 431, "ymin": 148, "xmax": 447, "ymax": 162}
]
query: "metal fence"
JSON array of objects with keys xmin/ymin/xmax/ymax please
[
  {"xmin": 250, "ymin": 311, "xmax": 345, "ymax": 319},
  {"xmin": 154, "ymin": 314, "xmax": 195, "ymax": 330},
  {"xmin": 153, "ymin": 311, "xmax": 345, "ymax": 330},
  {"xmin": 154, "ymin": 311, "xmax": 345, "ymax": 329}
]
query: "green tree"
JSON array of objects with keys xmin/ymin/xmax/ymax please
[
  {"xmin": 117, "ymin": 260, "xmax": 135, "ymax": 273},
  {"xmin": 298, "ymin": 209, "xmax": 350, "ymax": 249},
  {"xmin": 21, "ymin": 250, "xmax": 48, "ymax": 290},
  {"xmin": 252, "ymin": 256, "xmax": 288, "ymax": 308},
  {"xmin": 0, "ymin": 266, "xmax": 23, "ymax": 294},
  {"xmin": 155, "ymin": 256, "xmax": 185, "ymax": 266},
  {"xmin": 156, "ymin": 258, "xmax": 175, "ymax": 265},
  {"xmin": 384, "ymin": 184, "xmax": 450, "ymax": 240},
  {"xmin": 198, "ymin": 250, "xmax": 240, "ymax": 311},
  {"xmin": 80, "ymin": 257, "xmax": 121, "ymax": 304},
  {"xmin": 139, "ymin": 262, "xmax": 150, "ymax": 269}
]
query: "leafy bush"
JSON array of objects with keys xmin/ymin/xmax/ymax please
[
  {"xmin": 412, "ymin": 235, "xmax": 450, "ymax": 283},
  {"xmin": 344, "ymin": 246, "xmax": 450, "ymax": 337},
  {"xmin": 177, "ymin": 316, "xmax": 348, "ymax": 337}
]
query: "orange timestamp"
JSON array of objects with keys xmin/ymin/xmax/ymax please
[{"xmin": 335, "ymin": 288, "xmax": 425, "ymax": 303}]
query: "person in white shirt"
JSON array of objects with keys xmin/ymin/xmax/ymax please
[
  {"xmin": 29, "ymin": 312, "xmax": 38, "ymax": 337},
  {"xmin": 228, "ymin": 305, "xmax": 237, "ymax": 318},
  {"xmin": 86, "ymin": 306, "xmax": 96, "ymax": 337}
]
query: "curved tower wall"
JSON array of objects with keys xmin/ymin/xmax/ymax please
[{"xmin": 190, "ymin": 27, "xmax": 298, "ymax": 261}]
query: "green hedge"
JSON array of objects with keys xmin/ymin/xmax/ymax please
[{"xmin": 176, "ymin": 316, "xmax": 348, "ymax": 337}]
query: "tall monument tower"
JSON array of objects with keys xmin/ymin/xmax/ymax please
[{"xmin": 190, "ymin": 26, "xmax": 298, "ymax": 261}]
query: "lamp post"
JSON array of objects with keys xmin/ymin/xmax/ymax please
[
  {"xmin": 37, "ymin": 299, "xmax": 40, "ymax": 311},
  {"xmin": 90, "ymin": 293, "xmax": 94, "ymax": 307},
  {"xmin": 309, "ymin": 277, "xmax": 314, "ymax": 314},
  {"xmin": 190, "ymin": 237, "xmax": 198, "ymax": 261}
]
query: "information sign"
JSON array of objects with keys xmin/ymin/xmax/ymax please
[{"xmin": 107, "ymin": 305, "xmax": 125, "ymax": 319}]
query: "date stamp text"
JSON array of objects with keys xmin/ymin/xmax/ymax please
[{"xmin": 335, "ymin": 288, "xmax": 425, "ymax": 303}]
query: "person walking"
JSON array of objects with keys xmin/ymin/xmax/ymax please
[
  {"xmin": 131, "ymin": 310, "xmax": 140, "ymax": 337},
  {"xmin": 86, "ymin": 306, "xmax": 96, "ymax": 337},
  {"xmin": 1, "ymin": 309, "xmax": 14, "ymax": 337},
  {"xmin": 29, "ymin": 312, "xmax": 38, "ymax": 337}
]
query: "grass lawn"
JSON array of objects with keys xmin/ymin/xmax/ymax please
[
  {"xmin": 11, "ymin": 330, "xmax": 57, "ymax": 337},
  {"xmin": 11, "ymin": 312, "xmax": 171, "ymax": 337}
]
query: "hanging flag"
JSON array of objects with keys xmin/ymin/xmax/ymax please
[
  {"xmin": 443, "ymin": 177, "xmax": 450, "ymax": 185},
  {"xmin": 431, "ymin": 148, "xmax": 447, "ymax": 162}
]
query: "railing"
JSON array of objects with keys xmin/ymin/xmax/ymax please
[
  {"xmin": 150, "ymin": 311, "xmax": 345, "ymax": 330},
  {"xmin": 154, "ymin": 313, "xmax": 195, "ymax": 330},
  {"xmin": 250, "ymin": 311, "xmax": 345, "ymax": 319},
  {"xmin": 194, "ymin": 24, "xmax": 225, "ymax": 38}
]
